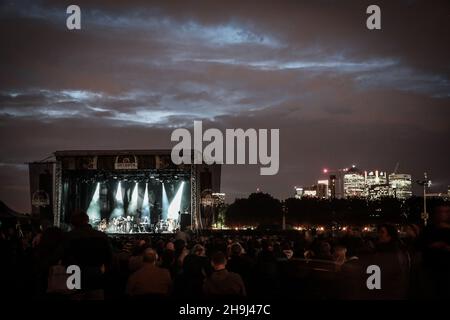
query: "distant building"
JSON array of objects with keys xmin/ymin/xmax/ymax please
[
  {"xmin": 329, "ymin": 175, "xmax": 337, "ymax": 199},
  {"xmin": 344, "ymin": 166, "xmax": 365, "ymax": 198},
  {"xmin": 294, "ymin": 187, "xmax": 304, "ymax": 199},
  {"xmin": 303, "ymin": 186, "xmax": 317, "ymax": 198},
  {"xmin": 368, "ymin": 184, "xmax": 390, "ymax": 200},
  {"xmin": 364, "ymin": 170, "xmax": 387, "ymax": 199},
  {"xmin": 316, "ymin": 166, "xmax": 415, "ymax": 200},
  {"xmin": 294, "ymin": 185, "xmax": 317, "ymax": 199},
  {"xmin": 328, "ymin": 171, "xmax": 345, "ymax": 199},
  {"xmin": 388, "ymin": 173, "xmax": 412, "ymax": 199},
  {"xmin": 211, "ymin": 193, "xmax": 226, "ymax": 206},
  {"xmin": 365, "ymin": 170, "xmax": 387, "ymax": 186},
  {"xmin": 317, "ymin": 180, "xmax": 329, "ymax": 199}
]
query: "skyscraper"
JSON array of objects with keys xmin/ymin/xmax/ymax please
[
  {"xmin": 388, "ymin": 173, "xmax": 412, "ymax": 199},
  {"xmin": 344, "ymin": 166, "xmax": 365, "ymax": 198},
  {"xmin": 294, "ymin": 187, "xmax": 304, "ymax": 199},
  {"xmin": 367, "ymin": 184, "xmax": 390, "ymax": 200},
  {"xmin": 364, "ymin": 170, "xmax": 388, "ymax": 199},
  {"xmin": 329, "ymin": 175, "xmax": 337, "ymax": 199},
  {"xmin": 365, "ymin": 170, "xmax": 387, "ymax": 186},
  {"xmin": 328, "ymin": 170, "xmax": 345, "ymax": 199},
  {"xmin": 317, "ymin": 180, "xmax": 329, "ymax": 199}
]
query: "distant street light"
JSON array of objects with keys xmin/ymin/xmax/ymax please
[{"xmin": 416, "ymin": 172, "xmax": 432, "ymax": 226}]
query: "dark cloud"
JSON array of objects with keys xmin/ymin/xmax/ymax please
[{"xmin": 0, "ymin": 0, "xmax": 449, "ymax": 212}]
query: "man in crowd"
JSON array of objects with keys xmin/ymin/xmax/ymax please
[
  {"xmin": 203, "ymin": 251, "xmax": 246, "ymax": 298},
  {"xmin": 421, "ymin": 203, "xmax": 450, "ymax": 299},
  {"xmin": 64, "ymin": 212, "xmax": 112, "ymax": 300},
  {"xmin": 126, "ymin": 248, "xmax": 172, "ymax": 297}
]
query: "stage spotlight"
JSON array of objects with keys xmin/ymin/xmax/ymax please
[
  {"xmin": 115, "ymin": 181, "xmax": 123, "ymax": 202},
  {"xmin": 168, "ymin": 181, "xmax": 185, "ymax": 220},
  {"xmin": 87, "ymin": 182, "xmax": 101, "ymax": 222},
  {"xmin": 162, "ymin": 183, "xmax": 169, "ymax": 220},
  {"xmin": 111, "ymin": 181, "xmax": 124, "ymax": 218},
  {"xmin": 127, "ymin": 182, "xmax": 139, "ymax": 215},
  {"xmin": 142, "ymin": 182, "xmax": 150, "ymax": 219}
]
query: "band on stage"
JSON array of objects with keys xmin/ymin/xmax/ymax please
[{"xmin": 92, "ymin": 211, "xmax": 185, "ymax": 234}]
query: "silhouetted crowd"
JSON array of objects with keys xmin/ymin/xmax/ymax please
[{"xmin": 1, "ymin": 204, "xmax": 449, "ymax": 300}]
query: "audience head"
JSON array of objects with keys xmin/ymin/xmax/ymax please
[
  {"xmin": 333, "ymin": 245, "xmax": 347, "ymax": 264},
  {"xmin": 432, "ymin": 203, "xmax": 450, "ymax": 226},
  {"xmin": 174, "ymin": 239, "xmax": 186, "ymax": 252},
  {"xmin": 211, "ymin": 251, "xmax": 227, "ymax": 270},
  {"xmin": 230, "ymin": 243, "xmax": 243, "ymax": 256},
  {"xmin": 142, "ymin": 248, "xmax": 158, "ymax": 264},
  {"xmin": 70, "ymin": 211, "xmax": 89, "ymax": 228},
  {"xmin": 405, "ymin": 224, "xmax": 420, "ymax": 239},
  {"xmin": 261, "ymin": 240, "xmax": 273, "ymax": 252},
  {"xmin": 165, "ymin": 241, "xmax": 175, "ymax": 251},
  {"xmin": 378, "ymin": 224, "xmax": 398, "ymax": 244},
  {"xmin": 191, "ymin": 244, "xmax": 205, "ymax": 256}
]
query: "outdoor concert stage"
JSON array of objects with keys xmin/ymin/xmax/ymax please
[{"xmin": 28, "ymin": 150, "xmax": 221, "ymax": 233}]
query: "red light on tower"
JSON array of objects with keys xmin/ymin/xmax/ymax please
[{"xmin": 323, "ymin": 168, "xmax": 328, "ymax": 174}]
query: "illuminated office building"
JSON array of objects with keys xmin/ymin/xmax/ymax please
[
  {"xmin": 328, "ymin": 171, "xmax": 345, "ymax": 199},
  {"xmin": 317, "ymin": 180, "xmax": 329, "ymax": 199},
  {"xmin": 368, "ymin": 184, "xmax": 390, "ymax": 200},
  {"xmin": 303, "ymin": 186, "xmax": 317, "ymax": 198},
  {"xmin": 364, "ymin": 170, "xmax": 387, "ymax": 198},
  {"xmin": 295, "ymin": 185, "xmax": 318, "ymax": 199},
  {"xmin": 343, "ymin": 166, "xmax": 365, "ymax": 198},
  {"xmin": 211, "ymin": 192, "xmax": 226, "ymax": 206},
  {"xmin": 388, "ymin": 173, "xmax": 412, "ymax": 199},
  {"xmin": 365, "ymin": 170, "xmax": 387, "ymax": 186},
  {"xmin": 294, "ymin": 187, "xmax": 304, "ymax": 199}
]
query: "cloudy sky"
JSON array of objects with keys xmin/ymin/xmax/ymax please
[{"xmin": 1, "ymin": 0, "xmax": 449, "ymax": 212}]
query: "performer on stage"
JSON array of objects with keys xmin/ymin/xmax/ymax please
[{"xmin": 98, "ymin": 218, "xmax": 108, "ymax": 232}]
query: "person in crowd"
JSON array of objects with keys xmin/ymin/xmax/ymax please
[
  {"xmin": 316, "ymin": 241, "xmax": 334, "ymax": 261},
  {"xmin": 281, "ymin": 242, "xmax": 294, "ymax": 260},
  {"xmin": 203, "ymin": 251, "xmax": 246, "ymax": 298},
  {"xmin": 333, "ymin": 245, "xmax": 347, "ymax": 271},
  {"xmin": 160, "ymin": 241, "xmax": 176, "ymax": 274},
  {"xmin": 341, "ymin": 227, "xmax": 369, "ymax": 257},
  {"xmin": 126, "ymin": 248, "xmax": 172, "ymax": 297},
  {"xmin": 166, "ymin": 241, "xmax": 175, "ymax": 251},
  {"xmin": 403, "ymin": 224, "xmax": 421, "ymax": 258},
  {"xmin": 365, "ymin": 224, "xmax": 410, "ymax": 299},
  {"xmin": 254, "ymin": 240, "xmax": 280, "ymax": 298},
  {"xmin": 33, "ymin": 227, "xmax": 65, "ymax": 297},
  {"xmin": 174, "ymin": 244, "xmax": 211, "ymax": 298},
  {"xmin": 63, "ymin": 212, "xmax": 113, "ymax": 300},
  {"xmin": 421, "ymin": 203, "xmax": 450, "ymax": 299},
  {"xmin": 226, "ymin": 242, "xmax": 255, "ymax": 295},
  {"xmin": 175, "ymin": 229, "xmax": 190, "ymax": 244},
  {"xmin": 170, "ymin": 239, "xmax": 188, "ymax": 277},
  {"xmin": 128, "ymin": 240, "xmax": 148, "ymax": 273}
]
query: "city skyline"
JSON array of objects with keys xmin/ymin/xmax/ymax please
[{"xmin": 1, "ymin": 0, "xmax": 450, "ymax": 212}]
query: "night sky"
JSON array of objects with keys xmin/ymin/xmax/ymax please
[{"xmin": 1, "ymin": 0, "xmax": 449, "ymax": 212}]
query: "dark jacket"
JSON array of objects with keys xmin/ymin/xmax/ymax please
[
  {"xmin": 203, "ymin": 269, "xmax": 246, "ymax": 297},
  {"xmin": 126, "ymin": 264, "xmax": 172, "ymax": 296},
  {"xmin": 64, "ymin": 225, "xmax": 112, "ymax": 290}
]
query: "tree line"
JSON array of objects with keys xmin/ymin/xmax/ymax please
[{"xmin": 224, "ymin": 192, "xmax": 448, "ymax": 227}]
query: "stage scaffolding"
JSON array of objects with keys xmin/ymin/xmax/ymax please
[{"xmin": 44, "ymin": 150, "xmax": 217, "ymax": 232}]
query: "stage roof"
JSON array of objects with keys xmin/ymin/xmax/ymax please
[{"xmin": 54, "ymin": 149, "xmax": 173, "ymax": 157}]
